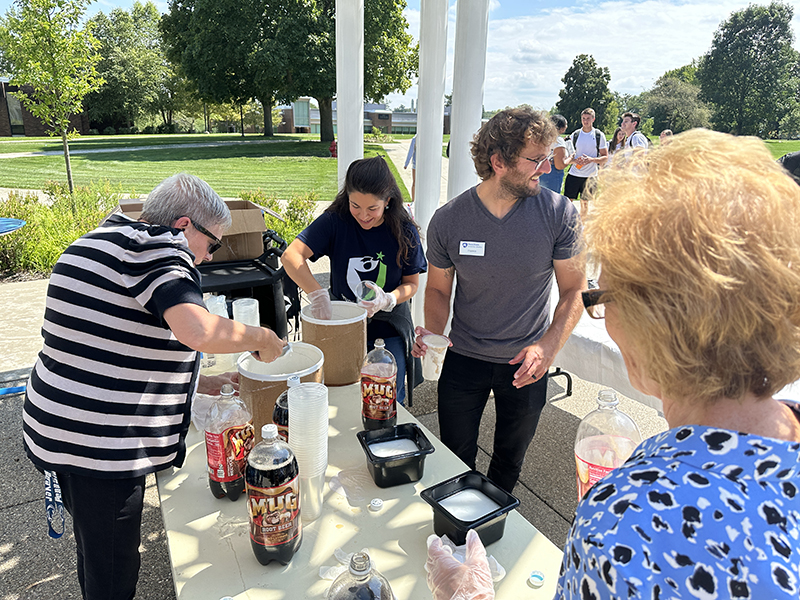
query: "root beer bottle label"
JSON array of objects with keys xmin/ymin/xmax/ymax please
[
  {"xmin": 205, "ymin": 422, "xmax": 255, "ymax": 482},
  {"xmin": 247, "ymin": 476, "xmax": 301, "ymax": 547},
  {"xmin": 361, "ymin": 372, "xmax": 397, "ymax": 422}
]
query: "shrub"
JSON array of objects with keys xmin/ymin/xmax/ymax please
[
  {"xmin": 88, "ymin": 128, "xmax": 99, "ymax": 135},
  {"xmin": 142, "ymin": 126, "xmax": 155, "ymax": 135},
  {"xmin": 237, "ymin": 189, "xmax": 317, "ymax": 244},
  {"xmin": 0, "ymin": 181, "xmax": 124, "ymax": 276},
  {"xmin": 103, "ymin": 126, "xmax": 116, "ymax": 135},
  {"xmin": 156, "ymin": 123, "xmax": 178, "ymax": 134}
]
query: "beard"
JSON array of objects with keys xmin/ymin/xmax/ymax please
[{"xmin": 499, "ymin": 169, "xmax": 540, "ymax": 199}]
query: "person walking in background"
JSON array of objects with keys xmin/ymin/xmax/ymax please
[
  {"xmin": 659, "ymin": 128, "xmax": 673, "ymax": 145},
  {"xmin": 539, "ymin": 114, "xmax": 573, "ymax": 194},
  {"xmin": 564, "ymin": 108, "xmax": 608, "ymax": 218},
  {"xmin": 22, "ymin": 173, "xmax": 286, "ymax": 600},
  {"xmin": 413, "ymin": 107, "xmax": 585, "ymax": 494},
  {"xmin": 282, "ymin": 156, "xmax": 427, "ymax": 405},
  {"xmin": 607, "ymin": 126, "xmax": 626, "ymax": 157},
  {"xmin": 621, "ymin": 112, "xmax": 649, "ymax": 150},
  {"xmin": 404, "ymin": 135, "xmax": 417, "ymax": 201}
]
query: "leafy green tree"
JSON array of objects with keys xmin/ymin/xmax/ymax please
[
  {"xmin": 697, "ymin": 1, "xmax": 799, "ymax": 137},
  {"xmin": 0, "ymin": 0, "xmax": 104, "ymax": 193},
  {"xmin": 556, "ymin": 54, "xmax": 614, "ymax": 133},
  {"xmin": 662, "ymin": 61, "xmax": 699, "ymax": 86},
  {"xmin": 644, "ymin": 76, "xmax": 711, "ymax": 134},
  {"xmin": 85, "ymin": 1, "xmax": 166, "ymax": 130},
  {"xmin": 161, "ymin": 0, "xmax": 281, "ymax": 136}
]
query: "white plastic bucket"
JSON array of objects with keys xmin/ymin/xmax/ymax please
[
  {"xmin": 237, "ymin": 342, "xmax": 324, "ymax": 442},
  {"xmin": 301, "ymin": 301, "xmax": 367, "ymax": 386}
]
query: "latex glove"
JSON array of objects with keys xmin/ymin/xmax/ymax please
[
  {"xmin": 426, "ymin": 530, "xmax": 495, "ymax": 600},
  {"xmin": 358, "ymin": 282, "xmax": 396, "ymax": 318},
  {"xmin": 308, "ymin": 288, "xmax": 332, "ymax": 320}
]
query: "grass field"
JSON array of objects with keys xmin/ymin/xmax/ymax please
[{"xmin": 0, "ymin": 136, "xmax": 410, "ymax": 200}]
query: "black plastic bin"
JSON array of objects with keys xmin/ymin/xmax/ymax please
[
  {"xmin": 197, "ymin": 242, "xmax": 288, "ymax": 340},
  {"xmin": 357, "ymin": 423, "xmax": 435, "ymax": 488},
  {"xmin": 421, "ymin": 471, "xmax": 520, "ymax": 546}
]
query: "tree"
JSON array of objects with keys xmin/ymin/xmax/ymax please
[
  {"xmin": 162, "ymin": 0, "xmax": 283, "ymax": 137},
  {"xmin": 85, "ymin": 1, "xmax": 167, "ymax": 131},
  {"xmin": 0, "ymin": 0, "xmax": 104, "ymax": 193},
  {"xmin": 556, "ymin": 54, "xmax": 614, "ymax": 133},
  {"xmin": 644, "ymin": 76, "xmax": 711, "ymax": 134},
  {"xmin": 697, "ymin": 2, "xmax": 799, "ymax": 137}
]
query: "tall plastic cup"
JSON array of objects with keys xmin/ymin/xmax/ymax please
[{"xmin": 422, "ymin": 334, "xmax": 450, "ymax": 381}]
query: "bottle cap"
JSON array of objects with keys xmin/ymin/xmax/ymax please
[
  {"xmin": 287, "ymin": 375, "xmax": 300, "ymax": 387},
  {"xmin": 527, "ymin": 570, "xmax": 545, "ymax": 588},
  {"xmin": 369, "ymin": 498, "xmax": 383, "ymax": 512},
  {"xmin": 262, "ymin": 423, "xmax": 278, "ymax": 439}
]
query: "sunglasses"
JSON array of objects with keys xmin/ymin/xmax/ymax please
[
  {"xmin": 188, "ymin": 218, "xmax": 222, "ymax": 254},
  {"xmin": 582, "ymin": 289, "xmax": 611, "ymax": 319}
]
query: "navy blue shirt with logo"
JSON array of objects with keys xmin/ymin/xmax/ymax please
[{"xmin": 297, "ymin": 211, "xmax": 426, "ymax": 338}]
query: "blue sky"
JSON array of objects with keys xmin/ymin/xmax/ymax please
[{"xmin": 2, "ymin": 0, "xmax": 798, "ymax": 115}]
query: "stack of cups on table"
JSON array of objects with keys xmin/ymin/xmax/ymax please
[
  {"xmin": 205, "ymin": 294, "xmax": 234, "ymax": 371},
  {"xmin": 232, "ymin": 298, "xmax": 260, "ymax": 363},
  {"xmin": 287, "ymin": 382, "xmax": 329, "ymax": 523}
]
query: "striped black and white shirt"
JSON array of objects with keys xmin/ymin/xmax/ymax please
[{"xmin": 23, "ymin": 213, "xmax": 206, "ymax": 478}]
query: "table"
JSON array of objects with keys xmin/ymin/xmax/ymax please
[{"xmin": 157, "ymin": 385, "xmax": 564, "ymax": 599}]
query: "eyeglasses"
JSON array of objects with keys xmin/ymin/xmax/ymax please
[
  {"xmin": 519, "ymin": 152, "xmax": 552, "ymax": 170},
  {"xmin": 582, "ymin": 289, "xmax": 611, "ymax": 319},
  {"xmin": 188, "ymin": 218, "xmax": 222, "ymax": 254}
]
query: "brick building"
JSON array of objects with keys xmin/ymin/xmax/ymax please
[{"xmin": 1, "ymin": 79, "xmax": 90, "ymax": 137}]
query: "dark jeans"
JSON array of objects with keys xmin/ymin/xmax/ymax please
[
  {"xmin": 57, "ymin": 472, "xmax": 146, "ymax": 600},
  {"xmin": 437, "ymin": 350, "xmax": 548, "ymax": 493}
]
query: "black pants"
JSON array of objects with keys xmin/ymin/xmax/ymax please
[
  {"xmin": 437, "ymin": 350, "xmax": 548, "ymax": 493},
  {"xmin": 563, "ymin": 173, "xmax": 595, "ymax": 200},
  {"xmin": 57, "ymin": 472, "xmax": 146, "ymax": 600}
]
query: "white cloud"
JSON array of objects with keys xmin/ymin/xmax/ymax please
[{"xmin": 387, "ymin": 0, "xmax": 800, "ymax": 114}]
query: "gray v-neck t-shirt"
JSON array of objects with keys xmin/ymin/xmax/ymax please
[{"xmin": 426, "ymin": 185, "xmax": 580, "ymax": 362}]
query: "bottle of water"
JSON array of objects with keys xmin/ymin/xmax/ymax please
[
  {"xmin": 360, "ymin": 339, "xmax": 397, "ymax": 431},
  {"xmin": 574, "ymin": 389, "xmax": 642, "ymax": 500},
  {"xmin": 204, "ymin": 384, "xmax": 255, "ymax": 500},
  {"xmin": 327, "ymin": 551, "xmax": 393, "ymax": 600}
]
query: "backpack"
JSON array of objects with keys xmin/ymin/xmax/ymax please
[{"xmin": 572, "ymin": 128, "xmax": 602, "ymax": 156}]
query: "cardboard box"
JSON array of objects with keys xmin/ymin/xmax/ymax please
[{"xmin": 116, "ymin": 199, "xmax": 266, "ymax": 263}]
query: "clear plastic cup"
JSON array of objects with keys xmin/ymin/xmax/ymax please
[
  {"xmin": 300, "ymin": 471, "xmax": 326, "ymax": 523},
  {"xmin": 354, "ymin": 280, "xmax": 377, "ymax": 303},
  {"xmin": 232, "ymin": 298, "xmax": 260, "ymax": 327},
  {"xmin": 422, "ymin": 334, "xmax": 450, "ymax": 381}
]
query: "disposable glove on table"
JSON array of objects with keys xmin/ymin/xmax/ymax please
[
  {"xmin": 308, "ymin": 288, "xmax": 332, "ymax": 320},
  {"xmin": 358, "ymin": 282, "xmax": 396, "ymax": 317},
  {"xmin": 425, "ymin": 529, "xmax": 496, "ymax": 600}
]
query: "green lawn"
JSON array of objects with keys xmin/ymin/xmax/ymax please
[
  {"xmin": 0, "ymin": 137, "xmax": 409, "ymax": 200},
  {"xmin": 764, "ymin": 139, "xmax": 800, "ymax": 160}
]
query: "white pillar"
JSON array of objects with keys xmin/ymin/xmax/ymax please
[
  {"xmin": 413, "ymin": 0, "xmax": 449, "ymax": 328},
  {"xmin": 335, "ymin": 0, "xmax": 364, "ymax": 185},
  {"xmin": 447, "ymin": 0, "xmax": 489, "ymax": 201}
]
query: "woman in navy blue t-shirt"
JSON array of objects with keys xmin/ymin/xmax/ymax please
[{"xmin": 282, "ymin": 156, "xmax": 427, "ymax": 404}]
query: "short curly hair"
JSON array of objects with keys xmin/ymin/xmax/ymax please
[
  {"xmin": 471, "ymin": 107, "xmax": 557, "ymax": 180},
  {"xmin": 586, "ymin": 129, "xmax": 800, "ymax": 404}
]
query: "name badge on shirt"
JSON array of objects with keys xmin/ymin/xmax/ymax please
[{"xmin": 459, "ymin": 241, "xmax": 485, "ymax": 256}]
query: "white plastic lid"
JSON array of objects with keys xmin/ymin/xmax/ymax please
[
  {"xmin": 369, "ymin": 498, "xmax": 383, "ymax": 511},
  {"xmin": 262, "ymin": 424, "xmax": 278, "ymax": 439},
  {"xmin": 287, "ymin": 375, "xmax": 301, "ymax": 387},
  {"xmin": 527, "ymin": 570, "xmax": 545, "ymax": 588}
]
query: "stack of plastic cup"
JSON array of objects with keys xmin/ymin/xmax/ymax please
[
  {"xmin": 232, "ymin": 298, "xmax": 260, "ymax": 327},
  {"xmin": 205, "ymin": 294, "xmax": 234, "ymax": 371},
  {"xmin": 287, "ymin": 382, "xmax": 328, "ymax": 523}
]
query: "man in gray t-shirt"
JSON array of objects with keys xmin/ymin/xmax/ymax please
[{"xmin": 413, "ymin": 107, "xmax": 585, "ymax": 493}]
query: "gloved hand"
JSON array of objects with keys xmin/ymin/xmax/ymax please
[
  {"xmin": 358, "ymin": 282, "xmax": 396, "ymax": 318},
  {"xmin": 308, "ymin": 288, "xmax": 332, "ymax": 320},
  {"xmin": 426, "ymin": 530, "xmax": 495, "ymax": 600}
]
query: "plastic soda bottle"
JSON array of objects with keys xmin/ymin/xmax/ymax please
[
  {"xmin": 360, "ymin": 339, "xmax": 397, "ymax": 431},
  {"xmin": 574, "ymin": 389, "xmax": 642, "ymax": 500},
  {"xmin": 204, "ymin": 383, "xmax": 255, "ymax": 500},
  {"xmin": 272, "ymin": 375, "xmax": 300, "ymax": 442},
  {"xmin": 326, "ymin": 551, "xmax": 393, "ymax": 600},
  {"xmin": 246, "ymin": 424, "xmax": 302, "ymax": 565}
]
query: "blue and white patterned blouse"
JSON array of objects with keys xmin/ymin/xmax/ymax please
[{"xmin": 557, "ymin": 404, "xmax": 800, "ymax": 599}]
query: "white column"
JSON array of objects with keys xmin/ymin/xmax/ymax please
[
  {"xmin": 447, "ymin": 0, "xmax": 489, "ymax": 201},
  {"xmin": 335, "ymin": 0, "xmax": 364, "ymax": 185},
  {"xmin": 412, "ymin": 0, "xmax": 449, "ymax": 328}
]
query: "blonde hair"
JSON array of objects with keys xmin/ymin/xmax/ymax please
[{"xmin": 587, "ymin": 129, "xmax": 800, "ymax": 404}]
